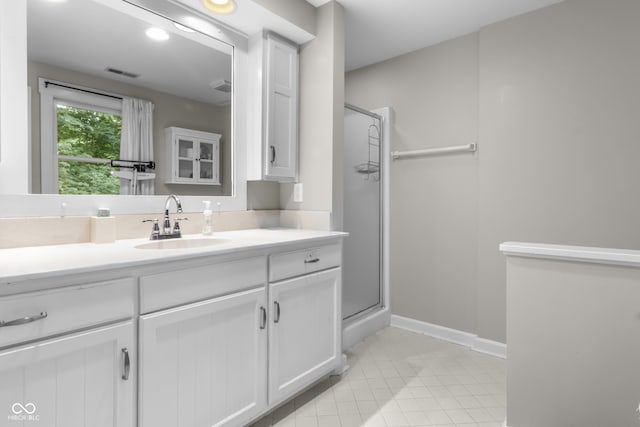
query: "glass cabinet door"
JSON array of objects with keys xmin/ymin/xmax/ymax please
[
  {"xmin": 177, "ymin": 138, "xmax": 195, "ymax": 179},
  {"xmin": 198, "ymin": 141, "xmax": 215, "ymax": 181}
]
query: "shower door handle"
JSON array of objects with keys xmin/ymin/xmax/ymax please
[{"xmin": 270, "ymin": 145, "xmax": 276, "ymax": 164}]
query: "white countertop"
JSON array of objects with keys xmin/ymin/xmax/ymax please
[
  {"xmin": 499, "ymin": 241, "xmax": 640, "ymax": 267},
  {"xmin": 0, "ymin": 228, "xmax": 346, "ymax": 285}
]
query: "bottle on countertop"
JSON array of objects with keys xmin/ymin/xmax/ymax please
[{"xmin": 202, "ymin": 200, "xmax": 213, "ymax": 235}]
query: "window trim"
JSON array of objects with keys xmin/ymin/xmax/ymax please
[{"xmin": 39, "ymin": 78, "xmax": 123, "ymax": 194}]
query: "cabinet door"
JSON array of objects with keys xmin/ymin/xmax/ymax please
[
  {"xmin": 269, "ymin": 268, "xmax": 341, "ymax": 406},
  {"xmin": 196, "ymin": 139, "xmax": 220, "ymax": 184},
  {"xmin": 0, "ymin": 322, "xmax": 135, "ymax": 427},
  {"xmin": 265, "ymin": 34, "xmax": 298, "ymax": 181},
  {"xmin": 139, "ymin": 287, "xmax": 267, "ymax": 427},
  {"xmin": 176, "ymin": 136, "xmax": 197, "ymax": 182}
]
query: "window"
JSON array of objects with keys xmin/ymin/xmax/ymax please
[
  {"xmin": 39, "ymin": 79, "xmax": 123, "ymax": 194},
  {"xmin": 57, "ymin": 104, "xmax": 122, "ymax": 194}
]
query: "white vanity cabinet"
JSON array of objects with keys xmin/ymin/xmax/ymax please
[
  {"xmin": 248, "ymin": 32, "xmax": 299, "ymax": 182},
  {"xmin": 165, "ymin": 126, "xmax": 221, "ymax": 185},
  {"xmin": 268, "ymin": 244, "xmax": 342, "ymax": 406},
  {"xmin": 0, "ymin": 231, "xmax": 345, "ymax": 427},
  {"xmin": 138, "ymin": 256, "xmax": 268, "ymax": 427},
  {"xmin": 0, "ymin": 278, "xmax": 136, "ymax": 427}
]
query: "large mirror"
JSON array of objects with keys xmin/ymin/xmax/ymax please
[{"xmin": 27, "ymin": 0, "xmax": 234, "ymax": 198}]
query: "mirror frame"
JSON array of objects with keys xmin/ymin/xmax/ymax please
[{"xmin": 0, "ymin": 0, "xmax": 248, "ymax": 217}]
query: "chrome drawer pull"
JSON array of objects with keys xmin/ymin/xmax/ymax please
[
  {"xmin": 274, "ymin": 301, "xmax": 281, "ymax": 323},
  {"xmin": 304, "ymin": 257, "xmax": 320, "ymax": 264},
  {"xmin": 0, "ymin": 311, "xmax": 48, "ymax": 327},
  {"xmin": 121, "ymin": 348, "xmax": 130, "ymax": 381},
  {"xmin": 259, "ymin": 306, "xmax": 267, "ymax": 329}
]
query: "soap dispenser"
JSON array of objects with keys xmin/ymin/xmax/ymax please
[{"xmin": 202, "ymin": 201, "xmax": 213, "ymax": 235}]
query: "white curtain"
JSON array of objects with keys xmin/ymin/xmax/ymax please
[{"xmin": 120, "ymin": 97, "xmax": 155, "ymax": 195}]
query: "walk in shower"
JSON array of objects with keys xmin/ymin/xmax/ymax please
[{"xmin": 342, "ymin": 104, "xmax": 391, "ymax": 348}]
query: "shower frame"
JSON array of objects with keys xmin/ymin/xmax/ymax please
[{"xmin": 342, "ymin": 104, "xmax": 391, "ymax": 348}]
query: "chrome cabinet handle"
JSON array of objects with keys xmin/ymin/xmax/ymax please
[
  {"xmin": 0, "ymin": 311, "xmax": 47, "ymax": 327},
  {"xmin": 304, "ymin": 257, "xmax": 320, "ymax": 264},
  {"xmin": 274, "ymin": 301, "xmax": 281, "ymax": 323},
  {"xmin": 270, "ymin": 145, "xmax": 276, "ymax": 164},
  {"xmin": 259, "ymin": 306, "xmax": 267, "ymax": 329},
  {"xmin": 121, "ymin": 348, "xmax": 130, "ymax": 381}
]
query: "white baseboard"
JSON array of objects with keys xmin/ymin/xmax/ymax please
[
  {"xmin": 390, "ymin": 314, "xmax": 507, "ymax": 359},
  {"xmin": 343, "ymin": 307, "xmax": 391, "ymax": 350}
]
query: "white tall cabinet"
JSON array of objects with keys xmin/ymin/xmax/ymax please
[{"xmin": 247, "ymin": 32, "xmax": 299, "ymax": 182}]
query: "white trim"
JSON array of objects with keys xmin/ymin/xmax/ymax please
[
  {"xmin": 0, "ymin": 0, "xmax": 249, "ymax": 215},
  {"xmin": 390, "ymin": 314, "xmax": 507, "ymax": 359},
  {"xmin": 342, "ymin": 306, "xmax": 390, "ymax": 350},
  {"xmin": 500, "ymin": 241, "xmax": 640, "ymax": 267}
]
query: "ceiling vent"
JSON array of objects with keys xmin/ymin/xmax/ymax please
[
  {"xmin": 210, "ymin": 79, "xmax": 232, "ymax": 93},
  {"xmin": 105, "ymin": 67, "xmax": 139, "ymax": 79}
]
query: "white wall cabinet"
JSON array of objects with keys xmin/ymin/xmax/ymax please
[
  {"xmin": 269, "ymin": 268, "xmax": 341, "ymax": 406},
  {"xmin": 139, "ymin": 287, "xmax": 267, "ymax": 427},
  {"xmin": 247, "ymin": 32, "xmax": 298, "ymax": 182},
  {"xmin": 165, "ymin": 126, "xmax": 221, "ymax": 185},
  {"xmin": 0, "ymin": 322, "xmax": 135, "ymax": 427}
]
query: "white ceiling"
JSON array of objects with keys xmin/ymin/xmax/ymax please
[{"xmin": 307, "ymin": 0, "xmax": 563, "ymax": 71}]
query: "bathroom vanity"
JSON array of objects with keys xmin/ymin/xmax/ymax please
[{"xmin": 0, "ymin": 229, "xmax": 345, "ymax": 427}]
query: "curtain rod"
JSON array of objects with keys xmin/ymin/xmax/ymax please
[
  {"xmin": 44, "ymin": 80, "xmax": 123, "ymax": 100},
  {"xmin": 391, "ymin": 143, "xmax": 477, "ymax": 160}
]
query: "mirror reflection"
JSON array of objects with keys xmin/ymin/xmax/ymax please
[{"xmin": 27, "ymin": 0, "xmax": 233, "ymax": 196}]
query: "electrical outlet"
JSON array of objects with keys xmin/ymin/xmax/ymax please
[{"xmin": 293, "ymin": 183, "xmax": 303, "ymax": 203}]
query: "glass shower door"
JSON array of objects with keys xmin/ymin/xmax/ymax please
[{"xmin": 343, "ymin": 105, "xmax": 382, "ymax": 320}]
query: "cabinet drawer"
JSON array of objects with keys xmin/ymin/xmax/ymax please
[
  {"xmin": 269, "ymin": 243, "xmax": 341, "ymax": 282},
  {"xmin": 0, "ymin": 278, "xmax": 135, "ymax": 348},
  {"xmin": 140, "ymin": 256, "xmax": 266, "ymax": 313}
]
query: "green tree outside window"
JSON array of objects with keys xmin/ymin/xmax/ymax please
[{"xmin": 56, "ymin": 105, "xmax": 122, "ymax": 194}]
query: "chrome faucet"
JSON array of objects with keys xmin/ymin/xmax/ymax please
[
  {"xmin": 143, "ymin": 194, "xmax": 186, "ymax": 240},
  {"xmin": 163, "ymin": 194, "xmax": 183, "ymax": 235}
]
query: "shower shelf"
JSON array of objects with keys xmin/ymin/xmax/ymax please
[{"xmin": 354, "ymin": 123, "xmax": 380, "ymax": 181}]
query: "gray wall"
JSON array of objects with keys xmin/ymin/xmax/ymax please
[
  {"xmin": 28, "ymin": 61, "xmax": 231, "ymax": 196},
  {"xmin": 280, "ymin": 1, "xmax": 345, "ymax": 230},
  {"xmin": 346, "ymin": 0, "xmax": 640, "ymax": 343}
]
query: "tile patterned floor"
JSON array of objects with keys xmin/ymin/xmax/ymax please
[{"xmin": 251, "ymin": 326, "xmax": 506, "ymax": 427}]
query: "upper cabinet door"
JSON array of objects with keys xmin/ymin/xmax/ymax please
[{"xmin": 264, "ymin": 34, "xmax": 298, "ymax": 181}]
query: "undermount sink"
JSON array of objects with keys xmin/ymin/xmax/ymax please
[{"xmin": 135, "ymin": 238, "xmax": 230, "ymax": 250}]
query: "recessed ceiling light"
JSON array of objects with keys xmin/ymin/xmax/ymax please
[
  {"xmin": 173, "ymin": 22, "xmax": 196, "ymax": 33},
  {"xmin": 203, "ymin": 0, "xmax": 235, "ymax": 14},
  {"xmin": 145, "ymin": 27, "xmax": 170, "ymax": 41}
]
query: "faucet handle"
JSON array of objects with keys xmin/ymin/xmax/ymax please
[
  {"xmin": 173, "ymin": 217, "xmax": 188, "ymax": 235},
  {"xmin": 142, "ymin": 219, "xmax": 160, "ymax": 240}
]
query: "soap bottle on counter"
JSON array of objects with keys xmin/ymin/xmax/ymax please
[{"xmin": 202, "ymin": 200, "xmax": 213, "ymax": 235}]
